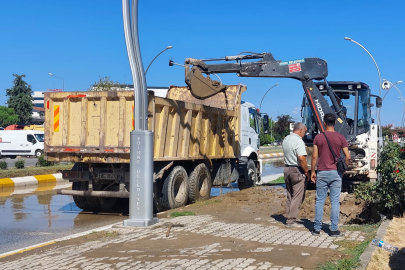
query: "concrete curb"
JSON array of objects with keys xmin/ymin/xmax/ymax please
[
  {"xmin": 259, "ymin": 152, "xmax": 284, "ymax": 159},
  {"xmin": 0, "ymin": 173, "xmax": 64, "ymax": 189},
  {"xmin": 357, "ymin": 219, "xmax": 392, "ymax": 270}
]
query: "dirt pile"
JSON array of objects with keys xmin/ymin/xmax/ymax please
[{"xmin": 167, "ymin": 186, "xmax": 379, "ymax": 225}]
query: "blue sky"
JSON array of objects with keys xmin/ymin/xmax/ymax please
[{"xmin": 1, "ymin": 0, "xmax": 404, "ymax": 126}]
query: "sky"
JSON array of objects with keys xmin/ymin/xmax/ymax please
[{"xmin": 0, "ymin": 0, "xmax": 404, "ymax": 126}]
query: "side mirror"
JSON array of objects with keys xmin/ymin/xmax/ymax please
[
  {"xmin": 376, "ymin": 97, "xmax": 382, "ymax": 108},
  {"xmin": 263, "ymin": 115, "xmax": 269, "ymax": 134}
]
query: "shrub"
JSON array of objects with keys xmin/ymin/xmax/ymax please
[
  {"xmin": 355, "ymin": 142, "xmax": 405, "ymax": 215},
  {"xmin": 37, "ymin": 154, "xmax": 53, "ymax": 167},
  {"xmin": 15, "ymin": 159, "xmax": 25, "ymax": 169},
  {"xmin": 0, "ymin": 161, "xmax": 7, "ymax": 170}
]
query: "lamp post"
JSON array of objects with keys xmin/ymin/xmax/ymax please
[
  {"xmin": 259, "ymin": 83, "xmax": 279, "ymax": 111},
  {"xmin": 145, "ymin": 46, "xmax": 173, "ymax": 74},
  {"xmin": 48, "ymin": 72, "xmax": 64, "ymax": 91},
  {"xmin": 344, "ymin": 37, "xmax": 383, "ymax": 144},
  {"xmin": 122, "ymin": 0, "xmax": 157, "ymax": 227},
  {"xmin": 382, "ymin": 79, "xmax": 404, "ymax": 128}
]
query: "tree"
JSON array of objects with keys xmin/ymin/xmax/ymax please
[
  {"xmin": 259, "ymin": 117, "xmax": 275, "ymax": 146},
  {"xmin": 89, "ymin": 76, "xmax": 122, "ymax": 91},
  {"xmin": 382, "ymin": 124, "xmax": 393, "ymax": 137},
  {"xmin": 0, "ymin": 106, "xmax": 18, "ymax": 127},
  {"xmin": 6, "ymin": 74, "xmax": 33, "ymax": 124},
  {"xmin": 273, "ymin": 114, "xmax": 293, "ymax": 140}
]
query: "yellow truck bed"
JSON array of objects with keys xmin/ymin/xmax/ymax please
[{"xmin": 44, "ymin": 85, "xmax": 245, "ymax": 163}]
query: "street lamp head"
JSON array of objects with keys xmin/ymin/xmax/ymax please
[
  {"xmin": 397, "ymin": 81, "xmax": 403, "ymax": 84},
  {"xmin": 48, "ymin": 72, "xmax": 53, "ymax": 76},
  {"xmin": 166, "ymin": 46, "xmax": 173, "ymax": 49},
  {"xmin": 344, "ymin": 37, "xmax": 352, "ymax": 41}
]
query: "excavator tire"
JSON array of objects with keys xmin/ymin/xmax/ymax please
[{"xmin": 188, "ymin": 163, "xmax": 212, "ymax": 203}]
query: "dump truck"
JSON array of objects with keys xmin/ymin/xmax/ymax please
[{"xmin": 45, "ymin": 84, "xmax": 267, "ymax": 212}]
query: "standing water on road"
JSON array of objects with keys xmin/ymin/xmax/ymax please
[{"xmin": 210, "ymin": 158, "xmax": 285, "ymax": 196}]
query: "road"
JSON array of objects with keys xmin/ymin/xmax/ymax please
[{"xmin": 0, "ymin": 159, "xmax": 284, "ymax": 255}]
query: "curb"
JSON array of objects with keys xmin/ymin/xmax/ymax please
[
  {"xmin": 357, "ymin": 219, "xmax": 392, "ymax": 270},
  {"xmin": 0, "ymin": 173, "xmax": 64, "ymax": 189},
  {"xmin": 259, "ymin": 153, "xmax": 284, "ymax": 159}
]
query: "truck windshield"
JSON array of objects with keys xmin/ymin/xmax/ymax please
[
  {"xmin": 35, "ymin": 134, "xmax": 44, "ymax": 142},
  {"xmin": 357, "ymin": 90, "xmax": 370, "ymax": 128}
]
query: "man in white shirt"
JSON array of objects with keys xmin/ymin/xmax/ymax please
[{"xmin": 282, "ymin": 122, "xmax": 309, "ymax": 228}]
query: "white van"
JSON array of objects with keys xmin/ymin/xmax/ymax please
[{"xmin": 0, "ymin": 130, "xmax": 44, "ymax": 159}]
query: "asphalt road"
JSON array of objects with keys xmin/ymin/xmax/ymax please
[
  {"xmin": 1, "ymin": 157, "xmax": 39, "ymax": 168},
  {"xmin": 0, "ymin": 159, "xmax": 284, "ymax": 255}
]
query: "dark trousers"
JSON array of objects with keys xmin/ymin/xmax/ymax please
[{"xmin": 284, "ymin": 166, "xmax": 307, "ymax": 224}]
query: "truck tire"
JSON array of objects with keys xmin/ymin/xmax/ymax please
[
  {"xmin": 99, "ymin": 185, "xmax": 118, "ymax": 212},
  {"xmin": 86, "ymin": 184, "xmax": 102, "ymax": 212},
  {"xmin": 160, "ymin": 166, "xmax": 189, "ymax": 210},
  {"xmin": 72, "ymin": 182, "xmax": 90, "ymax": 211},
  {"xmin": 238, "ymin": 159, "xmax": 257, "ymax": 190},
  {"xmin": 188, "ymin": 163, "xmax": 212, "ymax": 203}
]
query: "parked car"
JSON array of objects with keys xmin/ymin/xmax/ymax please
[{"xmin": 0, "ymin": 130, "xmax": 44, "ymax": 158}]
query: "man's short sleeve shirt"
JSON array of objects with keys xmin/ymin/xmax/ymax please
[{"xmin": 282, "ymin": 133, "xmax": 307, "ymax": 166}]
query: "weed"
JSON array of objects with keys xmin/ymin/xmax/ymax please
[
  {"xmin": 170, "ymin": 211, "xmax": 195, "ymax": 218},
  {"xmin": 15, "ymin": 159, "xmax": 25, "ymax": 169},
  {"xmin": 0, "ymin": 161, "xmax": 7, "ymax": 170},
  {"xmin": 194, "ymin": 198, "xmax": 222, "ymax": 206},
  {"xmin": 36, "ymin": 154, "xmax": 53, "ymax": 167}
]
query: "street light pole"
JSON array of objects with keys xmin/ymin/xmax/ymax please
[
  {"xmin": 122, "ymin": 0, "xmax": 157, "ymax": 227},
  {"xmin": 145, "ymin": 46, "xmax": 173, "ymax": 74},
  {"xmin": 344, "ymin": 37, "xmax": 383, "ymax": 144},
  {"xmin": 48, "ymin": 72, "xmax": 64, "ymax": 91},
  {"xmin": 259, "ymin": 83, "xmax": 279, "ymax": 111},
  {"xmin": 382, "ymin": 79, "xmax": 404, "ymax": 128}
]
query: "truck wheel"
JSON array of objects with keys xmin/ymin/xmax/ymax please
[
  {"xmin": 188, "ymin": 163, "xmax": 212, "ymax": 203},
  {"xmin": 86, "ymin": 184, "xmax": 102, "ymax": 212},
  {"xmin": 10, "ymin": 155, "xmax": 17, "ymax": 159},
  {"xmin": 160, "ymin": 166, "xmax": 189, "ymax": 210},
  {"xmin": 35, "ymin": 150, "xmax": 43, "ymax": 158},
  {"xmin": 238, "ymin": 159, "xmax": 257, "ymax": 190},
  {"xmin": 99, "ymin": 185, "xmax": 118, "ymax": 212},
  {"xmin": 72, "ymin": 182, "xmax": 90, "ymax": 211}
]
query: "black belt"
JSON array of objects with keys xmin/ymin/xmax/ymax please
[{"xmin": 285, "ymin": 165, "xmax": 298, "ymax": 167}]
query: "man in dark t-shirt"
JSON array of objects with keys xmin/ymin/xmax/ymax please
[{"xmin": 310, "ymin": 113, "xmax": 350, "ymax": 237}]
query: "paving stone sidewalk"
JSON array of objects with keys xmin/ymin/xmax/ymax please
[{"xmin": 0, "ymin": 215, "xmax": 367, "ymax": 270}]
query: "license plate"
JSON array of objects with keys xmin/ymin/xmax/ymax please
[{"xmin": 96, "ymin": 173, "xmax": 117, "ymax": 179}]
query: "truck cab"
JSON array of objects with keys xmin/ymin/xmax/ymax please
[{"xmin": 301, "ymin": 81, "xmax": 380, "ymax": 182}]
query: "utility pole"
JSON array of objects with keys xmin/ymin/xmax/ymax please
[{"xmin": 122, "ymin": 0, "xmax": 158, "ymax": 227}]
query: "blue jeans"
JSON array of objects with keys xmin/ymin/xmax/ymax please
[{"xmin": 314, "ymin": 170, "xmax": 342, "ymax": 231}]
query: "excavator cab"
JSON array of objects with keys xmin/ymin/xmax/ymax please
[{"xmin": 301, "ymin": 81, "xmax": 374, "ymax": 142}]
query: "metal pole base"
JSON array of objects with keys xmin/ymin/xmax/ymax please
[
  {"xmin": 123, "ymin": 130, "xmax": 158, "ymax": 227},
  {"xmin": 123, "ymin": 217, "xmax": 158, "ymax": 227}
]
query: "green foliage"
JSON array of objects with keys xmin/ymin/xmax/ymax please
[
  {"xmin": 382, "ymin": 124, "xmax": 393, "ymax": 137},
  {"xmin": 0, "ymin": 161, "xmax": 7, "ymax": 170},
  {"xmin": 170, "ymin": 211, "xmax": 195, "ymax": 217},
  {"xmin": 0, "ymin": 106, "xmax": 18, "ymax": 127},
  {"xmin": 259, "ymin": 117, "xmax": 275, "ymax": 146},
  {"xmin": 15, "ymin": 159, "xmax": 25, "ymax": 169},
  {"xmin": 89, "ymin": 76, "xmax": 122, "ymax": 91},
  {"xmin": 273, "ymin": 114, "xmax": 293, "ymax": 140},
  {"xmin": 36, "ymin": 154, "xmax": 53, "ymax": 167},
  {"xmin": 354, "ymin": 142, "xmax": 405, "ymax": 215},
  {"xmin": 6, "ymin": 74, "xmax": 33, "ymax": 124}
]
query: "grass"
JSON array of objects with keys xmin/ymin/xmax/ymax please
[
  {"xmin": 367, "ymin": 216, "xmax": 405, "ymax": 270},
  {"xmin": 84, "ymin": 230, "xmax": 120, "ymax": 241},
  {"xmin": 259, "ymin": 146, "xmax": 284, "ymax": 155},
  {"xmin": 317, "ymin": 223, "xmax": 380, "ymax": 270},
  {"xmin": 170, "ymin": 211, "xmax": 195, "ymax": 218},
  {"xmin": 0, "ymin": 164, "xmax": 73, "ymax": 178},
  {"xmin": 194, "ymin": 198, "xmax": 222, "ymax": 206},
  {"xmin": 270, "ymin": 176, "xmax": 285, "ymax": 184}
]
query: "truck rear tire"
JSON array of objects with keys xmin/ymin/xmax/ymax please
[
  {"xmin": 160, "ymin": 166, "xmax": 189, "ymax": 210},
  {"xmin": 72, "ymin": 182, "xmax": 90, "ymax": 211},
  {"xmin": 238, "ymin": 159, "xmax": 257, "ymax": 190},
  {"xmin": 99, "ymin": 185, "xmax": 118, "ymax": 212},
  {"xmin": 188, "ymin": 163, "xmax": 212, "ymax": 203}
]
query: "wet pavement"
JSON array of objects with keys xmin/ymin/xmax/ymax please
[{"xmin": 0, "ymin": 159, "xmax": 285, "ymax": 255}]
